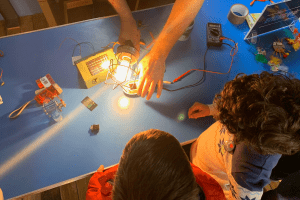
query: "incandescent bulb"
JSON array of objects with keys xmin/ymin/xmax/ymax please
[{"xmin": 114, "ymin": 60, "xmax": 132, "ymax": 82}]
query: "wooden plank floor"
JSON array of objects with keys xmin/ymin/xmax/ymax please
[
  {"xmin": 0, "ymin": 0, "xmax": 176, "ymax": 39},
  {"xmin": 0, "ymin": 13, "xmax": 48, "ymax": 38}
]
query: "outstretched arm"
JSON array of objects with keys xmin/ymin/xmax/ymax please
[
  {"xmin": 108, "ymin": 0, "xmax": 140, "ymax": 51},
  {"xmin": 138, "ymin": 0, "xmax": 205, "ymax": 100}
]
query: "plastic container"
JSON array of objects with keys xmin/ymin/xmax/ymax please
[
  {"xmin": 178, "ymin": 20, "xmax": 195, "ymax": 41},
  {"xmin": 42, "ymin": 97, "xmax": 63, "ymax": 122}
]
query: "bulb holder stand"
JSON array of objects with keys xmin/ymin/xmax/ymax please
[{"xmin": 116, "ymin": 45, "xmax": 139, "ymax": 65}]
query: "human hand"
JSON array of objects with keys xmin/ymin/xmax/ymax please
[
  {"xmin": 0, "ymin": 188, "xmax": 3, "ymax": 200},
  {"xmin": 97, "ymin": 165, "xmax": 104, "ymax": 172},
  {"xmin": 119, "ymin": 19, "xmax": 140, "ymax": 51},
  {"xmin": 188, "ymin": 102, "xmax": 210, "ymax": 119},
  {"xmin": 137, "ymin": 52, "xmax": 166, "ymax": 100}
]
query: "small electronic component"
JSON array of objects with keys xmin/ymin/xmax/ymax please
[
  {"xmin": 207, "ymin": 23, "xmax": 222, "ymax": 47},
  {"xmin": 224, "ymin": 140, "xmax": 235, "ymax": 153},
  {"xmin": 9, "ymin": 74, "xmax": 66, "ymax": 119},
  {"xmin": 34, "ymin": 84, "xmax": 63, "ymax": 105},
  {"xmin": 272, "ymin": 38, "xmax": 290, "ymax": 58},
  {"xmin": 285, "ymin": 33, "xmax": 300, "ymax": 51},
  {"xmin": 81, "ymin": 96, "xmax": 98, "ymax": 111},
  {"xmin": 90, "ymin": 124, "xmax": 100, "ymax": 133},
  {"xmin": 255, "ymin": 47, "xmax": 268, "ymax": 64},
  {"xmin": 34, "ymin": 74, "xmax": 64, "ymax": 105},
  {"xmin": 36, "ymin": 74, "xmax": 55, "ymax": 89},
  {"xmin": 75, "ymin": 48, "xmax": 116, "ymax": 89}
]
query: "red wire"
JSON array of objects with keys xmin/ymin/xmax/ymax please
[
  {"xmin": 172, "ymin": 43, "xmax": 238, "ymax": 83},
  {"xmin": 173, "ymin": 70, "xmax": 192, "ymax": 82}
]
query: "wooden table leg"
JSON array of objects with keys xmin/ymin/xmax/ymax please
[{"xmin": 37, "ymin": 0, "xmax": 57, "ymax": 27}]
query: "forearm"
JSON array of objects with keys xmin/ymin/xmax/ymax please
[
  {"xmin": 108, "ymin": 0, "xmax": 134, "ymax": 22},
  {"xmin": 151, "ymin": 0, "xmax": 205, "ymax": 59}
]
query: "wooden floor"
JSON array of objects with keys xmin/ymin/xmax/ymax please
[{"xmin": 0, "ymin": 0, "xmax": 176, "ymax": 38}]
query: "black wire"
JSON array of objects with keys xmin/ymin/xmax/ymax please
[
  {"xmin": 162, "ymin": 47, "xmax": 209, "ymax": 91},
  {"xmin": 162, "ymin": 42, "xmax": 237, "ymax": 92},
  {"xmin": 72, "ymin": 42, "xmax": 95, "ymax": 57},
  {"xmin": 222, "ymin": 43, "xmax": 233, "ymax": 49}
]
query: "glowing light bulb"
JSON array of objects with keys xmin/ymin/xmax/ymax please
[
  {"xmin": 101, "ymin": 60, "xmax": 110, "ymax": 69},
  {"xmin": 118, "ymin": 96, "xmax": 129, "ymax": 109},
  {"xmin": 114, "ymin": 60, "xmax": 132, "ymax": 82}
]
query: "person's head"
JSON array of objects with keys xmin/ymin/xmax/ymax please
[
  {"xmin": 112, "ymin": 129, "xmax": 202, "ymax": 200},
  {"xmin": 214, "ymin": 71, "xmax": 300, "ymax": 155}
]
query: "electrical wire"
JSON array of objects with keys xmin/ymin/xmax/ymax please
[
  {"xmin": 0, "ymin": 68, "xmax": 4, "ymax": 86},
  {"xmin": 101, "ymin": 42, "xmax": 119, "ymax": 50},
  {"xmin": 9, "ymin": 99, "xmax": 35, "ymax": 119},
  {"xmin": 162, "ymin": 47, "xmax": 208, "ymax": 91},
  {"xmin": 0, "ymin": 51, "xmax": 4, "ymax": 86},
  {"xmin": 58, "ymin": 37, "xmax": 81, "ymax": 55},
  {"xmin": 163, "ymin": 38, "xmax": 238, "ymax": 91},
  {"xmin": 72, "ymin": 42, "xmax": 95, "ymax": 57}
]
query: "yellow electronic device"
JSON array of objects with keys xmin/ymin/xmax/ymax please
[{"xmin": 75, "ymin": 48, "xmax": 116, "ymax": 88}]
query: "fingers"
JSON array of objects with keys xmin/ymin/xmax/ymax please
[
  {"xmin": 97, "ymin": 165, "xmax": 104, "ymax": 172},
  {"xmin": 137, "ymin": 76, "xmax": 146, "ymax": 96},
  {"xmin": 156, "ymin": 80, "xmax": 163, "ymax": 99},
  {"xmin": 188, "ymin": 102, "xmax": 201, "ymax": 118},
  {"xmin": 189, "ymin": 112, "xmax": 203, "ymax": 119},
  {"xmin": 146, "ymin": 81, "xmax": 157, "ymax": 100},
  {"xmin": 141, "ymin": 79, "xmax": 151, "ymax": 98},
  {"xmin": 188, "ymin": 109, "xmax": 201, "ymax": 119}
]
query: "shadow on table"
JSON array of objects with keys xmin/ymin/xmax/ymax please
[
  {"xmin": 144, "ymin": 100, "xmax": 215, "ymax": 128},
  {"xmin": 0, "ymin": 107, "xmax": 57, "ymax": 152}
]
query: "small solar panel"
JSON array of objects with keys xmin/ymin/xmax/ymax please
[
  {"xmin": 86, "ymin": 54, "xmax": 109, "ymax": 76},
  {"xmin": 74, "ymin": 48, "xmax": 116, "ymax": 89}
]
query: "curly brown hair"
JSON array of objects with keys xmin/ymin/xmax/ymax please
[
  {"xmin": 112, "ymin": 129, "xmax": 202, "ymax": 200},
  {"xmin": 213, "ymin": 71, "xmax": 300, "ymax": 155}
]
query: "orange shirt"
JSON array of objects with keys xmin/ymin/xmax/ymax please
[{"xmin": 86, "ymin": 163, "xmax": 225, "ymax": 200}]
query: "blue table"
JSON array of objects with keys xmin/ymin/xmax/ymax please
[{"xmin": 0, "ymin": 1, "xmax": 299, "ymax": 199}]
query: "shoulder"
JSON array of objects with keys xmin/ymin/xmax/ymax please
[
  {"xmin": 232, "ymin": 143, "xmax": 281, "ymax": 172},
  {"xmin": 231, "ymin": 143, "xmax": 281, "ymax": 191}
]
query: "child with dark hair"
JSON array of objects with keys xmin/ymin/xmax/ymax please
[
  {"xmin": 86, "ymin": 129, "xmax": 226, "ymax": 200},
  {"xmin": 188, "ymin": 71, "xmax": 300, "ymax": 200}
]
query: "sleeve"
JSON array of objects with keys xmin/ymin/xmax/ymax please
[
  {"xmin": 229, "ymin": 143, "xmax": 282, "ymax": 200},
  {"xmin": 86, "ymin": 164, "xmax": 118, "ymax": 200},
  {"xmin": 207, "ymin": 103, "xmax": 218, "ymax": 116},
  {"xmin": 86, "ymin": 172, "xmax": 106, "ymax": 200}
]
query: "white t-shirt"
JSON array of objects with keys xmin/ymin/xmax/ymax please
[{"xmin": 190, "ymin": 105, "xmax": 281, "ymax": 200}]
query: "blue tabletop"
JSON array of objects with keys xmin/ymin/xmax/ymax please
[{"xmin": 0, "ymin": 0, "xmax": 300, "ymax": 199}]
